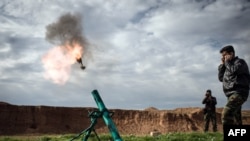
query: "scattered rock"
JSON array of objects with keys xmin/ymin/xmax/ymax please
[{"xmin": 150, "ymin": 129, "xmax": 161, "ymax": 137}]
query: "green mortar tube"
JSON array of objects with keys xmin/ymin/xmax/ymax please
[{"xmin": 91, "ymin": 89, "xmax": 123, "ymax": 141}]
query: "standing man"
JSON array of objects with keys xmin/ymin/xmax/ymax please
[
  {"xmin": 202, "ymin": 89, "xmax": 217, "ymax": 132},
  {"xmin": 218, "ymin": 45, "xmax": 250, "ymax": 125}
]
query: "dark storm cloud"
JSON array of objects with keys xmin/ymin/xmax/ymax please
[
  {"xmin": 0, "ymin": 32, "xmax": 46, "ymax": 57},
  {"xmin": 4, "ymin": 62, "xmax": 37, "ymax": 72},
  {"xmin": 0, "ymin": 0, "xmax": 250, "ymax": 110}
]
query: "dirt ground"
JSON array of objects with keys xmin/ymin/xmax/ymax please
[{"xmin": 0, "ymin": 102, "xmax": 250, "ymax": 136}]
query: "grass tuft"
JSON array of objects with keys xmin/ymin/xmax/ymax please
[{"xmin": 0, "ymin": 132, "xmax": 223, "ymax": 141}]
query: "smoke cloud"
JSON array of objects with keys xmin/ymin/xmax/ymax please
[
  {"xmin": 42, "ymin": 12, "xmax": 89, "ymax": 85},
  {"xmin": 45, "ymin": 12, "xmax": 87, "ymax": 48}
]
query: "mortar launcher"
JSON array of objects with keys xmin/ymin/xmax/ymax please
[{"xmin": 70, "ymin": 89, "xmax": 123, "ymax": 141}]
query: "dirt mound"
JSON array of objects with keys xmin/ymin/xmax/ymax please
[
  {"xmin": 0, "ymin": 102, "xmax": 10, "ymax": 105},
  {"xmin": 144, "ymin": 107, "xmax": 159, "ymax": 111},
  {"xmin": 0, "ymin": 102, "xmax": 250, "ymax": 135}
]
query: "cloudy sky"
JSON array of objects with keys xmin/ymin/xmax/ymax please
[{"xmin": 1, "ymin": 0, "xmax": 250, "ymax": 110}]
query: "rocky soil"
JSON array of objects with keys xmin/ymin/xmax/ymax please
[{"xmin": 0, "ymin": 102, "xmax": 250, "ymax": 136}]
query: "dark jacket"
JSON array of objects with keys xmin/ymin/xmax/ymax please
[
  {"xmin": 202, "ymin": 96, "xmax": 217, "ymax": 112},
  {"xmin": 218, "ymin": 56, "xmax": 250, "ymax": 97}
]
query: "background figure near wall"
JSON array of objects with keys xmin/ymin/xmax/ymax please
[{"xmin": 202, "ymin": 89, "xmax": 217, "ymax": 132}]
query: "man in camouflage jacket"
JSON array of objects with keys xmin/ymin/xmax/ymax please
[{"xmin": 218, "ymin": 45, "xmax": 250, "ymax": 125}]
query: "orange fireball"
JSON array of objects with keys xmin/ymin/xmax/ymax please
[{"xmin": 42, "ymin": 41, "xmax": 84, "ymax": 85}]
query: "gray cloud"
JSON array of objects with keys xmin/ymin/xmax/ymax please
[{"xmin": 0, "ymin": 0, "xmax": 249, "ymax": 110}]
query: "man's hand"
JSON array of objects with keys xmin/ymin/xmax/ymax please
[{"xmin": 221, "ymin": 57, "xmax": 225, "ymax": 64}]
